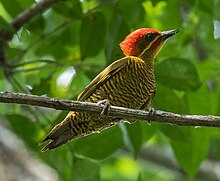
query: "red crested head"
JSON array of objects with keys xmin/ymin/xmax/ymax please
[
  {"xmin": 119, "ymin": 28, "xmax": 179, "ymax": 58},
  {"xmin": 120, "ymin": 28, "xmax": 160, "ymax": 56}
]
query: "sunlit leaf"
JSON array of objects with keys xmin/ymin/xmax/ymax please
[{"xmin": 213, "ymin": 20, "xmax": 220, "ymax": 40}]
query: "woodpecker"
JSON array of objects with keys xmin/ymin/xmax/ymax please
[{"xmin": 40, "ymin": 28, "xmax": 179, "ymax": 151}]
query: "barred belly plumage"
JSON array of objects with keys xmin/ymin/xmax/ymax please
[{"xmin": 67, "ymin": 57, "xmax": 156, "ymax": 136}]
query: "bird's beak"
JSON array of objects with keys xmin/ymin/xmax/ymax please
[{"xmin": 160, "ymin": 29, "xmax": 180, "ymax": 40}]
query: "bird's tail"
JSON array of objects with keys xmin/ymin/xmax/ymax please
[{"xmin": 39, "ymin": 113, "xmax": 77, "ymax": 152}]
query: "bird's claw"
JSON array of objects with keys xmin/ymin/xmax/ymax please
[
  {"xmin": 147, "ymin": 107, "xmax": 156, "ymax": 125},
  {"xmin": 97, "ymin": 99, "xmax": 111, "ymax": 116}
]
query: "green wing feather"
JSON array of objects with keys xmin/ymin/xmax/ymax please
[{"xmin": 77, "ymin": 57, "xmax": 128, "ymax": 101}]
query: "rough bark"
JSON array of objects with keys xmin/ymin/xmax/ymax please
[{"xmin": 0, "ymin": 91, "xmax": 220, "ymax": 127}]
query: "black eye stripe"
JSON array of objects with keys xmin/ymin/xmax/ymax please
[
  {"xmin": 137, "ymin": 33, "xmax": 158, "ymax": 54},
  {"xmin": 146, "ymin": 33, "xmax": 154, "ymax": 41}
]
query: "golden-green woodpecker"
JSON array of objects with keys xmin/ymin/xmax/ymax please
[{"xmin": 40, "ymin": 28, "xmax": 179, "ymax": 151}]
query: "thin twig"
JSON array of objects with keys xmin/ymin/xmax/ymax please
[
  {"xmin": 3, "ymin": 77, "xmax": 50, "ymax": 128},
  {"xmin": 0, "ymin": 0, "xmax": 68, "ymax": 135},
  {"xmin": 14, "ymin": 66, "xmax": 53, "ymax": 74},
  {"xmin": 11, "ymin": 59, "xmax": 57, "ymax": 68},
  {"xmin": 13, "ymin": 20, "xmax": 71, "ymax": 63},
  {"xmin": 0, "ymin": 0, "xmax": 64, "ymax": 65},
  {"xmin": 0, "ymin": 92, "xmax": 220, "ymax": 127},
  {"xmin": 11, "ymin": 0, "xmax": 64, "ymax": 31}
]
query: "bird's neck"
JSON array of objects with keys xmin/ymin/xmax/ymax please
[{"xmin": 139, "ymin": 50, "xmax": 155, "ymax": 75}]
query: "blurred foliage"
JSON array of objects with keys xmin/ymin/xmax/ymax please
[{"xmin": 0, "ymin": 0, "xmax": 220, "ymax": 180}]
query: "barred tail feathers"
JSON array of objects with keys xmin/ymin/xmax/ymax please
[{"xmin": 40, "ymin": 112, "xmax": 77, "ymax": 152}]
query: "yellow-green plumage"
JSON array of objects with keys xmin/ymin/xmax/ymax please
[{"xmin": 41, "ymin": 28, "xmax": 179, "ymax": 151}]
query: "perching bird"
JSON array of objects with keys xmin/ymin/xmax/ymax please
[{"xmin": 40, "ymin": 28, "xmax": 179, "ymax": 151}]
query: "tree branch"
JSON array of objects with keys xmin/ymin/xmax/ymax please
[
  {"xmin": 0, "ymin": 92, "xmax": 220, "ymax": 127},
  {"xmin": 11, "ymin": 0, "xmax": 64, "ymax": 31},
  {"xmin": 0, "ymin": 0, "xmax": 63, "ymax": 64}
]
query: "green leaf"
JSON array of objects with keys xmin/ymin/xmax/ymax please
[
  {"xmin": 160, "ymin": 125, "xmax": 191, "ymax": 143},
  {"xmin": 122, "ymin": 122, "xmax": 142, "ymax": 156},
  {"xmin": 187, "ymin": 84, "xmax": 219, "ymax": 115},
  {"xmin": 53, "ymin": 0, "xmax": 82, "ymax": 19},
  {"xmin": 82, "ymin": 50, "xmax": 106, "ymax": 80},
  {"xmin": 153, "ymin": 83, "xmax": 188, "ymax": 113},
  {"xmin": 6, "ymin": 47, "xmax": 22, "ymax": 60},
  {"xmin": 117, "ymin": 0, "xmax": 145, "ymax": 27},
  {"xmin": 105, "ymin": 13, "xmax": 130, "ymax": 64},
  {"xmin": 0, "ymin": 15, "xmax": 14, "ymax": 32},
  {"xmin": 80, "ymin": 0, "xmax": 100, "ymax": 13},
  {"xmin": 187, "ymin": 60, "xmax": 220, "ymax": 115},
  {"xmin": 59, "ymin": 20, "xmax": 81, "ymax": 47},
  {"xmin": 155, "ymin": 58, "xmax": 201, "ymax": 92},
  {"xmin": 74, "ymin": 126, "xmax": 123, "ymax": 160},
  {"xmin": 198, "ymin": 0, "xmax": 214, "ymax": 15},
  {"xmin": 52, "ymin": 111, "xmax": 68, "ymax": 126},
  {"xmin": 141, "ymin": 122, "xmax": 157, "ymax": 142},
  {"xmin": 35, "ymin": 36, "xmax": 66, "ymax": 59},
  {"xmin": 69, "ymin": 70, "xmax": 91, "ymax": 99},
  {"xmin": 0, "ymin": 0, "xmax": 34, "ymax": 17},
  {"xmin": 122, "ymin": 122, "xmax": 157, "ymax": 156},
  {"xmin": 26, "ymin": 15, "xmax": 45, "ymax": 34},
  {"xmin": 31, "ymin": 75, "xmax": 52, "ymax": 96},
  {"xmin": 127, "ymin": 122, "xmax": 142, "ymax": 155},
  {"xmin": 157, "ymin": 0, "xmax": 182, "ymax": 29},
  {"xmin": 0, "ymin": 68, "xmax": 4, "ymax": 80},
  {"xmin": 150, "ymin": 0, "xmax": 163, "ymax": 6},
  {"xmin": 40, "ymin": 147, "xmax": 75, "ymax": 181},
  {"xmin": 1, "ymin": 0, "xmax": 21, "ymax": 17},
  {"xmin": 170, "ymin": 128, "xmax": 211, "ymax": 176},
  {"xmin": 5, "ymin": 114, "xmax": 41, "ymax": 150},
  {"xmin": 72, "ymin": 157, "xmax": 100, "ymax": 181},
  {"xmin": 80, "ymin": 12, "xmax": 106, "ymax": 60},
  {"xmin": 137, "ymin": 173, "xmax": 143, "ymax": 181},
  {"xmin": 19, "ymin": 28, "xmax": 31, "ymax": 48}
]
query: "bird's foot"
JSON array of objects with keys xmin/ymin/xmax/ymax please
[
  {"xmin": 147, "ymin": 107, "xmax": 156, "ymax": 125},
  {"xmin": 126, "ymin": 119, "xmax": 137, "ymax": 124},
  {"xmin": 97, "ymin": 99, "xmax": 111, "ymax": 116}
]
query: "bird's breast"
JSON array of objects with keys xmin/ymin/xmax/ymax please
[{"xmin": 87, "ymin": 58, "xmax": 156, "ymax": 109}]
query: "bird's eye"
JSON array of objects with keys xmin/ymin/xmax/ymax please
[{"xmin": 146, "ymin": 33, "xmax": 154, "ymax": 41}]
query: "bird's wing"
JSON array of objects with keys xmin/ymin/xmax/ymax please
[
  {"xmin": 140, "ymin": 89, "xmax": 156, "ymax": 110},
  {"xmin": 77, "ymin": 56, "xmax": 129, "ymax": 101}
]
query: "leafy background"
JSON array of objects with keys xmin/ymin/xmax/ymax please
[{"xmin": 0, "ymin": 0, "xmax": 220, "ymax": 180}]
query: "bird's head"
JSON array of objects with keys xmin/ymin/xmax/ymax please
[{"xmin": 120, "ymin": 28, "xmax": 179, "ymax": 59}]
